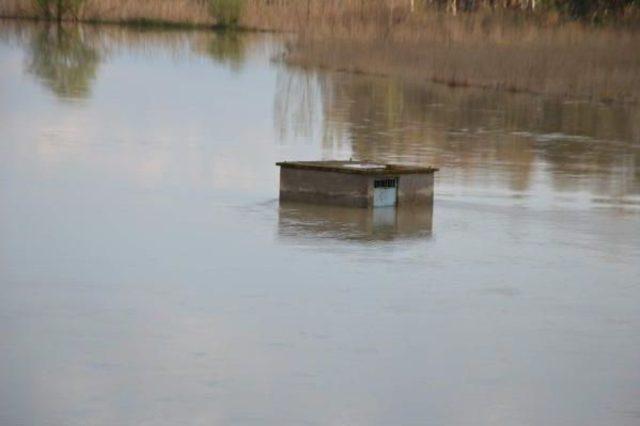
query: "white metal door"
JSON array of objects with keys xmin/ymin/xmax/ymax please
[{"xmin": 373, "ymin": 178, "xmax": 397, "ymax": 207}]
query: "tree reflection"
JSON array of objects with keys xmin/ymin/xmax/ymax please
[
  {"xmin": 275, "ymin": 67, "xmax": 640, "ymax": 198},
  {"xmin": 274, "ymin": 69, "xmax": 323, "ymax": 141},
  {"xmin": 206, "ymin": 31, "xmax": 246, "ymax": 71},
  {"xmin": 26, "ymin": 24, "xmax": 99, "ymax": 99}
]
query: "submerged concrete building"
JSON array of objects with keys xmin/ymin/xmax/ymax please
[{"xmin": 277, "ymin": 161, "xmax": 437, "ymax": 208}]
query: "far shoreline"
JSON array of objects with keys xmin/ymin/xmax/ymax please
[{"xmin": 2, "ymin": 0, "xmax": 639, "ymax": 105}]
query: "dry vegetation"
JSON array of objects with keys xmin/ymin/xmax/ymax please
[
  {"xmin": 4, "ymin": 0, "xmax": 638, "ymax": 28},
  {"xmin": 0, "ymin": 0, "xmax": 211, "ymax": 25},
  {"xmin": 1, "ymin": 0, "xmax": 640, "ymax": 102},
  {"xmin": 285, "ymin": 13, "xmax": 640, "ymax": 103}
]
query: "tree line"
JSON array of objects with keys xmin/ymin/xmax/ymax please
[{"xmin": 426, "ymin": 0, "xmax": 640, "ymax": 19}]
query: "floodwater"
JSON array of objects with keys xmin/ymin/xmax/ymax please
[{"xmin": 0, "ymin": 23, "xmax": 639, "ymax": 426}]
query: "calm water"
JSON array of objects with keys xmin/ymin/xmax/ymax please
[{"xmin": 1, "ymin": 23, "xmax": 639, "ymax": 426}]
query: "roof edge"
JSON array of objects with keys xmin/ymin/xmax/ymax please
[{"xmin": 276, "ymin": 161, "xmax": 438, "ymax": 175}]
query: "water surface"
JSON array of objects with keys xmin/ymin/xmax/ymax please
[{"xmin": 1, "ymin": 23, "xmax": 639, "ymax": 426}]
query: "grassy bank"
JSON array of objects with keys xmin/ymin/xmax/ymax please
[
  {"xmin": 0, "ymin": 0, "xmax": 304, "ymax": 29},
  {"xmin": 2, "ymin": 0, "xmax": 640, "ymax": 103},
  {"xmin": 3, "ymin": 0, "xmax": 640, "ymax": 29},
  {"xmin": 0, "ymin": 0, "xmax": 211, "ymax": 26},
  {"xmin": 285, "ymin": 14, "xmax": 640, "ymax": 103}
]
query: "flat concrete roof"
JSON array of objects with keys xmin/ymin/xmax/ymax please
[{"xmin": 276, "ymin": 161, "xmax": 438, "ymax": 175}]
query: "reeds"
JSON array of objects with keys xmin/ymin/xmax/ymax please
[
  {"xmin": 2, "ymin": 0, "xmax": 640, "ymax": 28},
  {"xmin": 0, "ymin": 0, "xmax": 212, "ymax": 26},
  {"xmin": 284, "ymin": 12, "xmax": 640, "ymax": 103},
  {"xmin": 1, "ymin": 0, "xmax": 639, "ymax": 102}
]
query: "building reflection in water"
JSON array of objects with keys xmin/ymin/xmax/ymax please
[{"xmin": 278, "ymin": 201, "xmax": 433, "ymax": 242}]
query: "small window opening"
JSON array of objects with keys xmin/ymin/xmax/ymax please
[{"xmin": 374, "ymin": 178, "xmax": 397, "ymax": 188}]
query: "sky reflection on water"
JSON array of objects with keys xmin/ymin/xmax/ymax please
[{"xmin": 0, "ymin": 23, "xmax": 639, "ymax": 426}]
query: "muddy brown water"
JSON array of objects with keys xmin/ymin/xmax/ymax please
[{"xmin": 1, "ymin": 23, "xmax": 639, "ymax": 426}]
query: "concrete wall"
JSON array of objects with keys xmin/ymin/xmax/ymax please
[
  {"xmin": 279, "ymin": 167, "xmax": 371, "ymax": 207},
  {"xmin": 397, "ymin": 173, "xmax": 434, "ymax": 206},
  {"xmin": 279, "ymin": 167, "xmax": 435, "ymax": 208}
]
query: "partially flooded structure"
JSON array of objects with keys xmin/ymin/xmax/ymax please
[
  {"xmin": 277, "ymin": 161, "xmax": 437, "ymax": 208},
  {"xmin": 278, "ymin": 201, "xmax": 433, "ymax": 242}
]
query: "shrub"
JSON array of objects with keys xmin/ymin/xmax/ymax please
[{"xmin": 209, "ymin": 0, "xmax": 245, "ymax": 27}]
